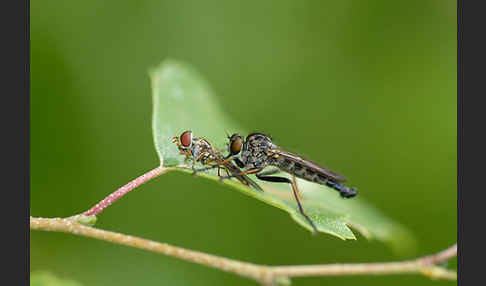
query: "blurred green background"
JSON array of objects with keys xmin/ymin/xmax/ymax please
[{"xmin": 31, "ymin": 1, "xmax": 456, "ymax": 285}]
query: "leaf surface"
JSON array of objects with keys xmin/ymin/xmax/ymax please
[{"xmin": 150, "ymin": 59, "xmax": 415, "ymax": 251}]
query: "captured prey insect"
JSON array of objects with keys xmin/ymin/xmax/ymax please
[
  {"xmin": 222, "ymin": 133, "xmax": 358, "ymax": 233},
  {"xmin": 172, "ymin": 130, "xmax": 263, "ymax": 191}
]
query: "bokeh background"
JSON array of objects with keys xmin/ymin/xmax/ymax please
[{"xmin": 31, "ymin": 1, "xmax": 456, "ymax": 285}]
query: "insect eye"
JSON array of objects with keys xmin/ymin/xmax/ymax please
[
  {"xmin": 229, "ymin": 133, "xmax": 243, "ymax": 155},
  {"xmin": 180, "ymin": 130, "xmax": 193, "ymax": 148}
]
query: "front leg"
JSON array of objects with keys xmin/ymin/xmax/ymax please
[
  {"xmin": 191, "ymin": 153, "xmax": 210, "ymax": 176},
  {"xmin": 192, "ymin": 164, "xmax": 220, "ymax": 175},
  {"xmin": 233, "ymin": 158, "xmax": 245, "ymax": 168},
  {"xmin": 219, "ymin": 168, "xmax": 262, "ymax": 182}
]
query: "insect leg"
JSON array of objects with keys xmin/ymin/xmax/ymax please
[
  {"xmin": 194, "ymin": 152, "xmax": 206, "ymax": 163},
  {"xmin": 234, "ymin": 174, "xmax": 264, "ymax": 192},
  {"xmin": 233, "ymin": 158, "xmax": 245, "ymax": 168},
  {"xmin": 255, "ymin": 168, "xmax": 281, "ymax": 176},
  {"xmin": 192, "ymin": 164, "xmax": 220, "ymax": 174},
  {"xmin": 292, "ymin": 175, "xmax": 302, "ymax": 201},
  {"xmin": 255, "ymin": 174, "xmax": 318, "ymax": 233},
  {"xmin": 192, "ymin": 154, "xmax": 228, "ymax": 176},
  {"xmin": 221, "ymin": 163, "xmax": 264, "ymax": 192},
  {"xmin": 215, "ymin": 157, "xmax": 235, "ymax": 166},
  {"xmin": 219, "ymin": 168, "xmax": 261, "ymax": 179}
]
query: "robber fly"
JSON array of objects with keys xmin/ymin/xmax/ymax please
[
  {"xmin": 172, "ymin": 130, "xmax": 263, "ymax": 191},
  {"xmin": 223, "ymin": 133, "xmax": 357, "ymax": 232}
]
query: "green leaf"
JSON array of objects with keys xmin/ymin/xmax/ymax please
[
  {"xmin": 150, "ymin": 59, "xmax": 415, "ymax": 252},
  {"xmin": 31, "ymin": 271, "xmax": 83, "ymax": 286}
]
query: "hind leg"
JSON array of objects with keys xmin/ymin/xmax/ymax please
[{"xmin": 255, "ymin": 174, "xmax": 318, "ymax": 234}]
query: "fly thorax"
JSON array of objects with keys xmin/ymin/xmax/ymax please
[
  {"xmin": 242, "ymin": 133, "xmax": 274, "ymax": 168},
  {"xmin": 246, "ymin": 144, "xmax": 268, "ymax": 168},
  {"xmin": 191, "ymin": 139, "xmax": 210, "ymax": 162}
]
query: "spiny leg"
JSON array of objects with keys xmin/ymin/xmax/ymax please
[
  {"xmin": 191, "ymin": 162, "xmax": 264, "ymax": 192},
  {"xmin": 292, "ymin": 175, "xmax": 302, "ymax": 201},
  {"xmin": 219, "ymin": 168, "xmax": 261, "ymax": 180},
  {"xmin": 218, "ymin": 168, "xmax": 263, "ymax": 190},
  {"xmin": 257, "ymin": 169, "xmax": 298, "ymax": 195},
  {"xmin": 251, "ymin": 169, "xmax": 282, "ymax": 192},
  {"xmin": 255, "ymin": 174, "xmax": 318, "ymax": 234},
  {"xmin": 191, "ymin": 155, "xmax": 227, "ymax": 175},
  {"xmin": 222, "ymin": 163, "xmax": 265, "ymax": 192},
  {"xmin": 216, "ymin": 157, "xmax": 234, "ymax": 166},
  {"xmin": 257, "ymin": 168, "xmax": 300, "ymax": 198},
  {"xmin": 244, "ymin": 177, "xmax": 264, "ymax": 192},
  {"xmin": 219, "ymin": 167, "xmax": 264, "ymax": 192},
  {"xmin": 193, "ymin": 152, "xmax": 206, "ymax": 164}
]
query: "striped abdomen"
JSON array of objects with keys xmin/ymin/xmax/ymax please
[
  {"xmin": 274, "ymin": 156, "xmax": 333, "ymax": 185},
  {"xmin": 273, "ymin": 155, "xmax": 357, "ymax": 198}
]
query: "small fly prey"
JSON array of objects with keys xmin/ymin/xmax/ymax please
[
  {"xmin": 172, "ymin": 130, "xmax": 263, "ymax": 191},
  {"xmin": 223, "ymin": 133, "xmax": 357, "ymax": 232}
]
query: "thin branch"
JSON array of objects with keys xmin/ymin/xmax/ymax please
[
  {"xmin": 31, "ymin": 216, "xmax": 457, "ymax": 285},
  {"xmin": 38, "ymin": 163, "xmax": 456, "ymax": 284},
  {"xmin": 81, "ymin": 166, "xmax": 170, "ymax": 216},
  {"xmin": 30, "ymin": 217, "xmax": 271, "ymax": 284},
  {"xmin": 419, "ymin": 243, "xmax": 457, "ymax": 265},
  {"xmin": 271, "ymin": 245, "xmax": 457, "ymax": 279}
]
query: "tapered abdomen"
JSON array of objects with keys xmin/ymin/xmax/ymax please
[
  {"xmin": 273, "ymin": 156, "xmax": 341, "ymax": 184},
  {"xmin": 273, "ymin": 155, "xmax": 357, "ymax": 198}
]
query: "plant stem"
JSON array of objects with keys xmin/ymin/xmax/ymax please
[
  {"xmin": 31, "ymin": 217, "xmax": 457, "ymax": 285},
  {"xmin": 81, "ymin": 166, "xmax": 170, "ymax": 216},
  {"xmin": 30, "ymin": 217, "xmax": 271, "ymax": 283},
  {"xmin": 271, "ymin": 244, "xmax": 457, "ymax": 278}
]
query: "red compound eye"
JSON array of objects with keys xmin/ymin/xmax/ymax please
[{"xmin": 180, "ymin": 130, "xmax": 192, "ymax": 148}]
